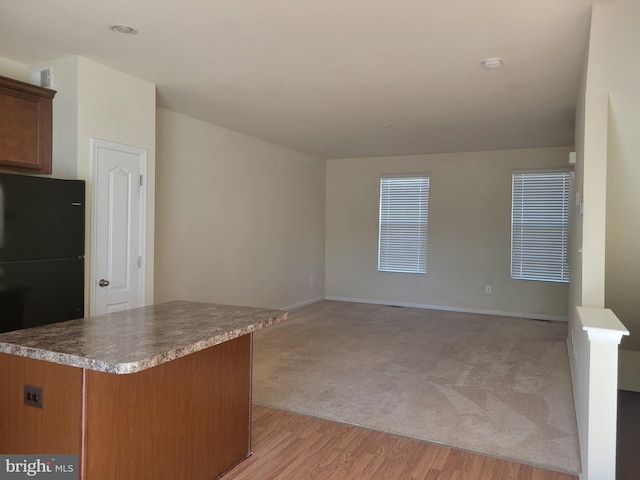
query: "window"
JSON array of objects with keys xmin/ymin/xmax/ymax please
[
  {"xmin": 378, "ymin": 175, "xmax": 429, "ymax": 274},
  {"xmin": 511, "ymin": 171, "xmax": 571, "ymax": 283}
]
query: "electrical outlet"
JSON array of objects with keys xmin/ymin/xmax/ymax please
[
  {"xmin": 309, "ymin": 276, "xmax": 315, "ymax": 287},
  {"xmin": 484, "ymin": 285, "xmax": 492, "ymax": 294},
  {"xmin": 24, "ymin": 384, "xmax": 43, "ymax": 409}
]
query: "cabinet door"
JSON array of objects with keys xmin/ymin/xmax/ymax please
[{"xmin": 0, "ymin": 75, "xmax": 55, "ymax": 174}]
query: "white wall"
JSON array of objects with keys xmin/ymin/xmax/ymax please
[
  {"xmin": 593, "ymin": 1, "xmax": 640, "ymax": 355},
  {"xmin": 570, "ymin": 0, "xmax": 640, "ymax": 390},
  {"xmin": 568, "ymin": 1, "xmax": 638, "ymax": 477},
  {"xmin": 36, "ymin": 56, "xmax": 79, "ymax": 179},
  {"xmin": 75, "ymin": 57, "xmax": 157, "ymax": 310},
  {"xmin": 568, "ymin": 63, "xmax": 610, "ymax": 402},
  {"xmin": 0, "ymin": 56, "xmax": 29, "ymax": 81},
  {"xmin": 325, "ymin": 147, "xmax": 572, "ymax": 320},
  {"xmin": 154, "ymin": 108, "xmax": 325, "ymax": 310}
]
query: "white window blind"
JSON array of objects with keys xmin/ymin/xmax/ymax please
[
  {"xmin": 511, "ymin": 171, "xmax": 571, "ymax": 283},
  {"xmin": 378, "ymin": 175, "xmax": 429, "ymax": 274}
]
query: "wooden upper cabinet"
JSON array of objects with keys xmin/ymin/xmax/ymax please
[{"xmin": 0, "ymin": 75, "xmax": 56, "ymax": 174}]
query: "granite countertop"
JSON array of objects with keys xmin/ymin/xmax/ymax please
[{"xmin": 0, "ymin": 300, "xmax": 287, "ymax": 374}]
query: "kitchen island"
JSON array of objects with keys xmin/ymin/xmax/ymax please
[{"xmin": 0, "ymin": 301, "xmax": 287, "ymax": 479}]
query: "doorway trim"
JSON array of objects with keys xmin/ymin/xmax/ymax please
[{"xmin": 89, "ymin": 138, "xmax": 148, "ymax": 316}]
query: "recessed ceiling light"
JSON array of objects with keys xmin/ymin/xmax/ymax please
[
  {"xmin": 482, "ymin": 57, "xmax": 503, "ymax": 69},
  {"xmin": 110, "ymin": 24, "xmax": 138, "ymax": 35}
]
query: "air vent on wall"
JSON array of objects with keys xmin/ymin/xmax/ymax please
[{"xmin": 29, "ymin": 65, "xmax": 53, "ymax": 88}]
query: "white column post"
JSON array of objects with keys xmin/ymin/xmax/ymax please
[{"xmin": 576, "ymin": 306, "xmax": 629, "ymax": 480}]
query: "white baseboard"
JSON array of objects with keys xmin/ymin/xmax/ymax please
[
  {"xmin": 324, "ymin": 296, "xmax": 569, "ymax": 322},
  {"xmin": 619, "ymin": 349, "xmax": 640, "ymax": 392},
  {"xmin": 281, "ymin": 296, "xmax": 325, "ymax": 311}
]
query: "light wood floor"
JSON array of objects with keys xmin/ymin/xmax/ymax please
[{"xmin": 222, "ymin": 405, "xmax": 578, "ymax": 480}]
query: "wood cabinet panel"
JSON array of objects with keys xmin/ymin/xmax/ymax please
[
  {"xmin": 0, "ymin": 335, "xmax": 253, "ymax": 480},
  {"xmin": 84, "ymin": 334, "xmax": 252, "ymax": 480},
  {"xmin": 0, "ymin": 75, "xmax": 56, "ymax": 174},
  {"xmin": 0, "ymin": 352, "xmax": 83, "ymax": 454}
]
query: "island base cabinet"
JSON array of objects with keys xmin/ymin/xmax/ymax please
[
  {"xmin": 84, "ymin": 334, "xmax": 252, "ymax": 479},
  {"xmin": 0, "ymin": 353, "xmax": 83, "ymax": 455},
  {"xmin": 0, "ymin": 334, "xmax": 252, "ymax": 480}
]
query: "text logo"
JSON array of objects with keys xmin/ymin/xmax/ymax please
[{"xmin": 0, "ymin": 456, "xmax": 77, "ymax": 479}]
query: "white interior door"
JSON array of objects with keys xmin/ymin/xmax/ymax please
[{"xmin": 91, "ymin": 139, "xmax": 146, "ymax": 315}]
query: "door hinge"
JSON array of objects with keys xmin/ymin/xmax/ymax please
[
  {"xmin": 138, "ymin": 256, "xmax": 142, "ymax": 268},
  {"xmin": 139, "ymin": 175, "xmax": 143, "ymax": 186}
]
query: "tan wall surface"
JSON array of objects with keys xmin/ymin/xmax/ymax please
[
  {"xmin": 326, "ymin": 147, "xmax": 572, "ymax": 319},
  {"xmin": 154, "ymin": 108, "xmax": 325, "ymax": 310}
]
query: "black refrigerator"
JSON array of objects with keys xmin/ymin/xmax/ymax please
[{"xmin": 0, "ymin": 173, "xmax": 85, "ymax": 333}]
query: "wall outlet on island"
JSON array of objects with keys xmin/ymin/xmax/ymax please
[{"xmin": 24, "ymin": 384, "xmax": 44, "ymax": 409}]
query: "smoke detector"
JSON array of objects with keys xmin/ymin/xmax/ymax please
[
  {"xmin": 482, "ymin": 57, "xmax": 503, "ymax": 69},
  {"xmin": 110, "ymin": 24, "xmax": 138, "ymax": 35}
]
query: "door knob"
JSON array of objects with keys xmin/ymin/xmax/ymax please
[{"xmin": 98, "ymin": 279, "xmax": 110, "ymax": 287}]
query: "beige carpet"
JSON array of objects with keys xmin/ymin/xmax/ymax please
[{"xmin": 252, "ymin": 300, "xmax": 581, "ymax": 474}]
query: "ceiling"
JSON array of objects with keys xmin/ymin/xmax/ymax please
[{"xmin": 0, "ymin": 0, "xmax": 605, "ymax": 159}]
